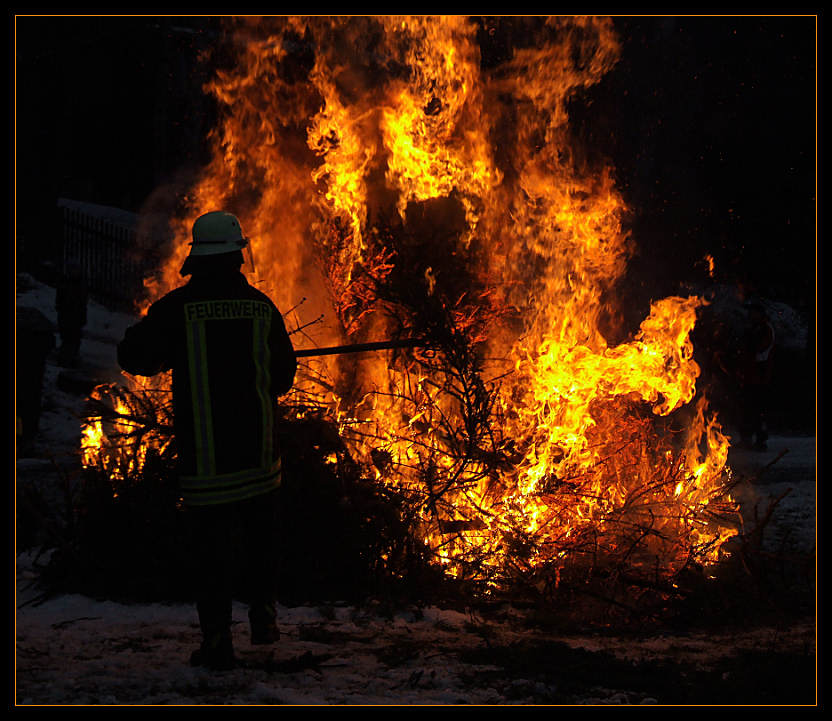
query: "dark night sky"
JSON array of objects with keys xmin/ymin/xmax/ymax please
[
  {"xmin": 586, "ymin": 16, "xmax": 816, "ymax": 320},
  {"xmin": 13, "ymin": 14, "xmax": 818, "ymax": 317}
]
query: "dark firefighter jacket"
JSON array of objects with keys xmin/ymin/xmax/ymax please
[{"xmin": 117, "ymin": 270, "xmax": 297, "ymax": 506}]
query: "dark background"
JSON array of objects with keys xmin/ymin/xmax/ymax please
[
  {"xmin": 584, "ymin": 16, "xmax": 816, "ymax": 319},
  {"xmin": 13, "ymin": 14, "xmax": 818, "ymax": 429},
  {"xmin": 14, "ymin": 16, "xmax": 222, "ymax": 268}
]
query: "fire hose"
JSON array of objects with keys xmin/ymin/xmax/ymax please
[{"xmin": 294, "ymin": 338, "xmax": 426, "ymax": 358}]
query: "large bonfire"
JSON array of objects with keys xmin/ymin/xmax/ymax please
[{"xmin": 82, "ymin": 16, "xmax": 740, "ymax": 595}]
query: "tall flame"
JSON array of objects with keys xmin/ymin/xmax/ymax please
[{"xmin": 87, "ymin": 16, "xmax": 739, "ymax": 590}]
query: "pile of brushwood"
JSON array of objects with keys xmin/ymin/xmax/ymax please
[
  {"xmin": 18, "ymin": 231, "xmax": 814, "ymax": 624},
  {"xmin": 20, "ymin": 381, "xmax": 814, "ymax": 630},
  {"xmin": 26, "ymin": 390, "xmax": 449, "ymax": 608}
]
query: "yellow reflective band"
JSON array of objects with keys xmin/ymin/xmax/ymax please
[
  {"xmin": 252, "ymin": 314, "xmax": 273, "ymax": 469},
  {"xmin": 181, "ymin": 458, "xmax": 282, "ymax": 489},
  {"xmin": 185, "ymin": 316, "xmax": 216, "ymax": 477},
  {"xmin": 181, "ymin": 469, "xmax": 281, "ymax": 506}
]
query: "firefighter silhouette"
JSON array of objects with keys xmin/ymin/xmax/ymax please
[{"xmin": 118, "ymin": 211, "xmax": 296, "ymax": 670}]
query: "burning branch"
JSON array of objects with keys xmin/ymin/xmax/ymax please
[{"xmin": 81, "ymin": 16, "xmax": 747, "ymax": 604}]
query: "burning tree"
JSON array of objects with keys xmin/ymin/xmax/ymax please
[{"xmin": 82, "ymin": 16, "xmax": 741, "ymax": 602}]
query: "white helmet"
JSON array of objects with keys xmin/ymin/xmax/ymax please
[
  {"xmin": 180, "ymin": 211, "xmax": 257, "ymax": 277},
  {"xmin": 189, "ymin": 211, "xmax": 249, "ymax": 257}
]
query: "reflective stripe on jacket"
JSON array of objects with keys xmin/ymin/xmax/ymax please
[{"xmin": 117, "ymin": 270, "xmax": 297, "ymax": 506}]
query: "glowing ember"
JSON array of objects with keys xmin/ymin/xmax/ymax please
[{"xmin": 84, "ymin": 16, "xmax": 740, "ymax": 591}]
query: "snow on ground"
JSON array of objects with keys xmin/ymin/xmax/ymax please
[
  {"xmin": 15, "ymin": 275, "xmax": 818, "ymax": 706},
  {"xmin": 727, "ymin": 437, "xmax": 816, "ymax": 555},
  {"xmin": 16, "ymin": 579, "xmax": 514, "ymax": 706},
  {"xmin": 13, "ymin": 562, "xmax": 819, "ymax": 706},
  {"xmin": 17, "ymin": 273, "xmax": 138, "ymax": 464}
]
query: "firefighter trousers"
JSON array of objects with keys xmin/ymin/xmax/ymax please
[{"xmin": 185, "ymin": 489, "xmax": 281, "ymax": 641}]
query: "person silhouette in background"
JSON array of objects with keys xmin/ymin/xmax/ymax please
[
  {"xmin": 738, "ymin": 302, "xmax": 776, "ymax": 451},
  {"xmin": 16, "ymin": 306, "xmax": 55, "ymax": 455},
  {"xmin": 55, "ymin": 261, "xmax": 88, "ymax": 368}
]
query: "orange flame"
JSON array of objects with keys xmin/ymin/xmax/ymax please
[
  {"xmin": 86, "ymin": 16, "xmax": 739, "ymax": 589},
  {"xmin": 81, "ymin": 381, "xmax": 173, "ymax": 489}
]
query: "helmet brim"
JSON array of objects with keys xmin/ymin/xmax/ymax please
[{"xmin": 187, "ymin": 237, "xmax": 249, "ymax": 257}]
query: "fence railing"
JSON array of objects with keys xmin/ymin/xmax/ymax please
[{"xmin": 59, "ymin": 199, "xmax": 150, "ymax": 310}]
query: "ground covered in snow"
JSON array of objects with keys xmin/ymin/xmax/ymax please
[
  {"xmin": 14, "ymin": 276, "xmax": 818, "ymax": 706},
  {"xmin": 13, "ymin": 571, "xmax": 818, "ymax": 706}
]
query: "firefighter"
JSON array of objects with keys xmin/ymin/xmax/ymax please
[{"xmin": 117, "ymin": 211, "xmax": 297, "ymax": 670}]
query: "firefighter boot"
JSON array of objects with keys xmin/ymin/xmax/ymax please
[
  {"xmin": 192, "ymin": 598, "xmax": 236, "ymax": 669},
  {"xmin": 190, "ymin": 629, "xmax": 236, "ymax": 671},
  {"xmin": 249, "ymin": 601, "xmax": 280, "ymax": 645}
]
